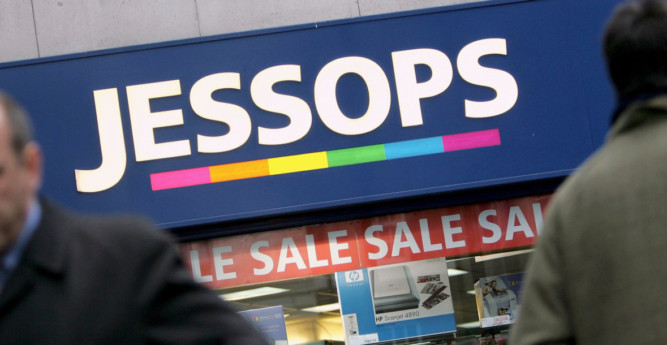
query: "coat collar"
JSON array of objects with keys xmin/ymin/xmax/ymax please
[
  {"xmin": 609, "ymin": 94, "xmax": 667, "ymax": 141},
  {"xmin": 23, "ymin": 198, "xmax": 70, "ymax": 275},
  {"xmin": 611, "ymin": 90, "xmax": 667, "ymax": 125},
  {"xmin": 0, "ymin": 198, "xmax": 69, "ymax": 313}
]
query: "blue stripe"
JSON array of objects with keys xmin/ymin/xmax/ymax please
[{"xmin": 384, "ymin": 137, "xmax": 443, "ymax": 160}]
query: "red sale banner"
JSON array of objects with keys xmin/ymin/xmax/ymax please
[{"xmin": 180, "ymin": 194, "xmax": 550, "ymax": 288}]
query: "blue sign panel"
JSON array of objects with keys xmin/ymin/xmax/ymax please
[
  {"xmin": 336, "ymin": 259, "xmax": 457, "ymax": 344},
  {"xmin": 239, "ymin": 306, "xmax": 288, "ymax": 345},
  {"xmin": 0, "ymin": 0, "xmax": 622, "ymax": 227}
]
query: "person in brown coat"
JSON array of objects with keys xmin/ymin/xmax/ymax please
[{"xmin": 509, "ymin": 1, "xmax": 667, "ymax": 344}]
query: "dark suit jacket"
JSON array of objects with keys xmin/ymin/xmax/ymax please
[{"xmin": 0, "ymin": 199, "xmax": 268, "ymax": 345}]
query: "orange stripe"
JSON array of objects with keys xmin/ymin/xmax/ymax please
[{"xmin": 210, "ymin": 159, "xmax": 270, "ymax": 182}]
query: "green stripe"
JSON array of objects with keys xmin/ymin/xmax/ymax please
[{"xmin": 327, "ymin": 144, "xmax": 386, "ymax": 167}]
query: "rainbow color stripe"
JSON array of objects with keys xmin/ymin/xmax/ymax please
[{"xmin": 150, "ymin": 128, "xmax": 501, "ymax": 191}]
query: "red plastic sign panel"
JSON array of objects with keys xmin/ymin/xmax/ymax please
[{"xmin": 181, "ymin": 194, "xmax": 550, "ymax": 288}]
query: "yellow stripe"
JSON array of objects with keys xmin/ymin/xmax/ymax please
[{"xmin": 268, "ymin": 152, "xmax": 329, "ymax": 175}]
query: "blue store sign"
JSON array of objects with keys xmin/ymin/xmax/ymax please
[{"xmin": 0, "ymin": 0, "xmax": 622, "ymax": 227}]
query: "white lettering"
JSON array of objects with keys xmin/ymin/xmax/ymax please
[
  {"xmin": 190, "ymin": 73, "xmax": 252, "ymax": 153},
  {"xmin": 251, "ymin": 65, "xmax": 313, "ymax": 145},
  {"xmin": 479, "ymin": 209, "xmax": 502, "ymax": 244},
  {"xmin": 505, "ymin": 206, "xmax": 534, "ymax": 240},
  {"xmin": 250, "ymin": 241, "xmax": 273, "ymax": 275},
  {"xmin": 212, "ymin": 246, "xmax": 237, "ymax": 280},
  {"xmin": 419, "ymin": 218, "xmax": 443, "ymax": 252},
  {"xmin": 442, "ymin": 214, "xmax": 465, "ymax": 248},
  {"xmin": 314, "ymin": 56, "xmax": 391, "ymax": 135},
  {"xmin": 189, "ymin": 250, "xmax": 213, "ymax": 283},
  {"xmin": 328, "ymin": 230, "xmax": 353, "ymax": 265},
  {"xmin": 306, "ymin": 234, "xmax": 328, "ymax": 268},
  {"xmin": 76, "ymin": 38, "xmax": 518, "ymax": 192},
  {"xmin": 391, "ymin": 221, "xmax": 421, "ymax": 256},
  {"xmin": 277, "ymin": 237, "xmax": 307, "ymax": 272},
  {"xmin": 457, "ymin": 38, "xmax": 518, "ymax": 118},
  {"xmin": 75, "ymin": 88, "xmax": 127, "ymax": 193},
  {"xmin": 392, "ymin": 48, "xmax": 453, "ymax": 127},
  {"xmin": 127, "ymin": 80, "xmax": 191, "ymax": 161},
  {"xmin": 365, "ymin": 225, "xmax": 388, "ymax": 260}
]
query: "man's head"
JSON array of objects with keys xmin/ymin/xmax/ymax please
[
  {"xmin": 0, "ymin": 92, "xmax": 42, "ymax": 254},
  {"xmin": 604, "ymin": 0, "xmax": 667, "ymax": 99}
]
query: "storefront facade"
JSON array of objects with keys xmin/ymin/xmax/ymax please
[{"xmin": 0, "ymin": 0, "xmax": 624, "ymax": 344}]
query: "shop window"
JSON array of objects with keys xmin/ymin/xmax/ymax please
[
  {"xmin": 182, "ymin": 194, "xmax": 548, "ymax": 344},
  {"xmin": 217, "ymin": 249, "xmax": 532, "ymax": 345}
]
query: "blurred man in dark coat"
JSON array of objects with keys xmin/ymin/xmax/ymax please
[{"xmin": 0, "ymin": 91, "xmax": 268, "ymax": 344}]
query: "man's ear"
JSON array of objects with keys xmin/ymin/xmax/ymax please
[{"xmin": 22, "ymin": 141, "xmax": 43, "ymax": 191}]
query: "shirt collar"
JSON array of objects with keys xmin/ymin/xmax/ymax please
[{"xmin": 1, "ymin": 199, "xmax": 42, "ymax": 274}]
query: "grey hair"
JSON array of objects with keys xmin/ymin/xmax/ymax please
[{"xmin": 0, "ymin": 91, "xmax": 34, "ymax": 157}]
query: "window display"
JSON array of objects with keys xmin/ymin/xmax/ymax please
[
  {"xmin": 218, "ymin": 250, "xmax": 532, "ymax": 344},
  {"xmin": 336, "ymin": 258, "xmax": 456, "ymax": 344},
  {"xmin": 184, "ymin": 194, "xmax": 546, "ymax": 344},
  {"xmin": 474, "ymin": 273, "xmax": 524, "ymax": 327}
]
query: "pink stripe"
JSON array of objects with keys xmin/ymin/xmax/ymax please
[
  {"xmin": 151, "ymin": 167, "xmax": 211, "ymax": 191},
  {"xmin": 442, "ymin": 129, "xmax": 501, "ymax": 152}
]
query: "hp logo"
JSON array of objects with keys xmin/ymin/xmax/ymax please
[{"xmin": 345, "ymin": 270, "xmax": 364, "ymax": 283}]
